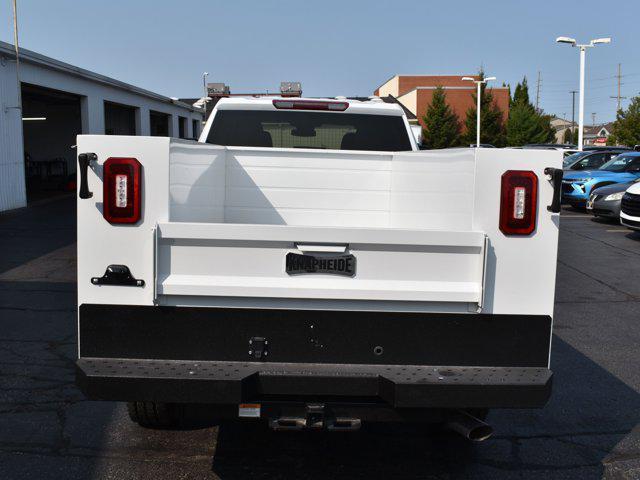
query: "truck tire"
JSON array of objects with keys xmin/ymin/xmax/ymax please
[{"xmin": 127, "ymin": 401, "xmax": 183, "ymax": 428}]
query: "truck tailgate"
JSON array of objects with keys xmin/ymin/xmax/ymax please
[{"xmin": 156, "ymin": 222, "xmax": 487, "ymax": 305}]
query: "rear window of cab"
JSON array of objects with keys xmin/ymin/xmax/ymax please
[{"xmin": 206, "ymin": 110, "xmax": 412, "ymax": 152}]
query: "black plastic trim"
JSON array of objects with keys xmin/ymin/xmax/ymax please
[
  {"xmin": 544, "ymin": 167, "xmax": 563, "ymax": 213},
  {"xmin": 91, "ymin": 265, "xmax": 144, "ymax": 287},
  {"xmin": 79, "ymin": 304, "xmax": 552, "ymax": 367},
  {"xmin": 78, "ymin": 152, "xmax": 96, "ymax": 199}
]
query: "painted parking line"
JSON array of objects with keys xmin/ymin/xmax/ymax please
[{"xmin": 606, "ymin": 229, "xmax": 630, "ymax": 232}]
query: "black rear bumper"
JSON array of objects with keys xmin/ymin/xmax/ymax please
[
  {"xmin": 77, "ymin": 358, "xmax": 552, "ymax": 409},
  {"xmin": 76, "ymin": 304, "xmax": 553, "ymax": 409}
]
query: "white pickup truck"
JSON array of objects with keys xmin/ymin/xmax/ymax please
[{"xmin": 75, "ymin": 97, "xmax": 563, "ymax": 439}]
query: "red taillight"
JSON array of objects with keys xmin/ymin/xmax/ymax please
[
  {"xmin": 272, "ymin": 99, "xmax": 349, "ymax": 111},
  {"xmin": 499, "ymin": 170, "xmax": 538, "ymax": 235},
  {"xmin": 103, "ymin": 157, "xmax": 142, "ymax": 224}
]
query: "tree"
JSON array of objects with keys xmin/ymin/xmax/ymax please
[
  {"xmin": 511, "ymin": 77, "xmax": 531, "ymax": 106},
  {"xmin": 421, "ymin": 86, "xmax": 461, "ymax": 149},
  {"xmin": 462, "ymin": 72, "xmax": 506, "ymax": 147},
  {"xmin": 505, "ymin": 77, "xmax": 557, "ymax": 146},
  {"xmin": 608, "ymin": 96, "xmax": 640, "ymax": 147},
  {"xmin": 563, "ymin": 127, "xmax": 578, "ymax": 144},
  {"xmin": 538, "ymin": 114, "xmax": 558, "ymax": 144}
]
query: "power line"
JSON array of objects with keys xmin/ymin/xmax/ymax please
[{"xmin": 542, "ymin": 72, "xmax": 640, "ymax": 86}]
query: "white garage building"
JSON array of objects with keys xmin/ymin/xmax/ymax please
[{"xmin": 0, "ymin": 41, "xmax": 203, "ymax": 212}]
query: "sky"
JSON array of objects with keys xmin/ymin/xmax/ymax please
[{"xmin": 1, "ymin": 0, "xmax": 638, "ymax": 124}]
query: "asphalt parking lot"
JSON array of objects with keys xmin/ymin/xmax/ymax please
[{"xmin": 1, "ymin": 196, "xmax": 639, "ymax": 479}]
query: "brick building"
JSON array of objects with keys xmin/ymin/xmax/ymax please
[{"xmin": 374, "ymin": 75, "xmax": 510, "ymax": 131}]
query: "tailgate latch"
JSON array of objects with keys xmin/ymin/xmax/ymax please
[
  {"xmin": 544, "ymin": 167, "xmax": 563, "ymax": 213},
  {"xmin": 91, "ymin": 265, "xmax": 144, "ymax": 287},
  {"xmin": 248, "ymin": 337, "xmax": 268, "ymax": 360}
]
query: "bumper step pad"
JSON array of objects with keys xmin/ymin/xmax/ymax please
[{"xmin": 77, "ymin": 358, "xmax": 552, "ymax": 409}]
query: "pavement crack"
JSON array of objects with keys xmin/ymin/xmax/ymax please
[
  {"xmin": 561, "ymin": 225, "xmax": 640, "ymax": 258},
  {"xmin": 557, "ymin": 259, "xmax": 639, "ymax": 301}
]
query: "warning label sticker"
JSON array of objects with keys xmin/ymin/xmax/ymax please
[{"xmin": 238, "ymin": 403, "xmax": 261, "ymax": 418}]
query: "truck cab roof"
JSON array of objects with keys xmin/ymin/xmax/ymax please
[
  {"xmin": 212, "ymin": 96, "xmax": 407, "ymax": 116},
  {"xmin": 202, "ymin": 96, "xmax": 416, "ymax": 151}
]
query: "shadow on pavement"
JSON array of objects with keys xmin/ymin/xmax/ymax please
[
  {"xmin": 209, "ymin": 335, "xmax": 640, "ymax": 479},
  {"xmin": 0, "ymin": 196, "xmax": 76, "ymax": 275}
]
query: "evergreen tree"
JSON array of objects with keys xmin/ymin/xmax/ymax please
[
  {"xmin": 538, "ymin": 114, "xmax": 557, "ymax": 143},
  {"xmin": 511, "ymin": 77, "xmax": 531, "ymax": 106},
  {"xmin": 421, "ymin": 86, "xmax": 461, "ymax": 149},
  {"xmin": 563, "ymin": 128, "xmax": 573, "ymax": 144},
  {"xmin": 505, "ymin": 76, "xmax": 556, "ymax": 146},
  {"xmin": 462, "ymin": 72, "xmax": 506, "ymax": 147},
  {"xmin": 608, "ymin": 96, "xmax": 640, "ymax": 146}
]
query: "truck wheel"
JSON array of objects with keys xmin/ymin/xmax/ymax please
[{"xmin": 127, "ymin": 401, "xmax": 183, "ymax": 428}]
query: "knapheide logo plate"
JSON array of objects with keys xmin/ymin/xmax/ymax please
[{"xmin": 285, "ymin": 252, "xmax": 356, "ymax": 277}]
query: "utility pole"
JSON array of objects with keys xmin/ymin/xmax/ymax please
[
  {"xmin": 535, "ymin": 71, "xmax": 541, "ymax": 112},
  {"xmin": 609, "ymin": 63, "xmax": 627, "ymax": 112},
  {"xmin": 12, "ymin": 0, "xmax": 22, "ymax": 113},
  {"xmin": 591, "ymin": 112, "xmax": 596, "ymax": 126}
]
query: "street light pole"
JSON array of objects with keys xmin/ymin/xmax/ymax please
[
  {"xmin": 556, "ymin": 36, "xmax": 611, "ymax": 151},
  {"xmin": 578, "ymin": 46, "xmax": 586, "ymax": 149},
  {"xmin": 462, "ymin": 75, "xmax": 496, "ymax": 148},
  {"xmin": 475, "ymin": 81, "xmax": 481, "ymax": 148}
]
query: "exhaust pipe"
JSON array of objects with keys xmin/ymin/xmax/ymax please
[{"xmin": 445, "ymin": 410, "xmax": 493, "ymax": 442}]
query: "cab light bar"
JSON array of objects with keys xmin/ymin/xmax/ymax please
[
  {"xmin": 272, "ymin": 99, "xmax": 349, "ymax": 111},
  {"xmin": 499, "ymin": 170, "xmax": 538, "ymax": 235},
  {"xmin": 103, "ymin": 157, "xmax": 142, "ymax": 224}
]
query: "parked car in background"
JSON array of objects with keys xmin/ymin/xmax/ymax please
[
  {"xmin": 562, "ymin": 152, "xmax": 640, "ymax": 207},
  {"xmin": 524, "ymin": 143, "xmax": 575, "ymax": 150},
  {"xmin": 621, "ymin": 181, "xmax": 640, "ymax": 231},
  {"xmin": 563, "ymin": 146, "xmax": 630, "ymax": 159},
  {"xmin": 584, "ymin": 146, "xmax": 632, "ymax": 153},
  {"xmin": 586, "ymin": 180, "xmax": 638, "ymax": 219},
  {"xmin": 564, "ymin": 150, "xmax": 618, "ymax": 170},
  {"xmin": 562, "ymin": 151, "xmax": 590, "ymax": 167}
]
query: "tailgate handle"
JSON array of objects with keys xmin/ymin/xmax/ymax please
[
  {"xmin": 295, "ymin": 244, "xmax": 347, "ymax": 253},
  {"xmin": 78, "ymin": 152, "xmax": 97, "ymax": 199},
  {"xmin": 544, "ymin": 167, "xmax": 563, "ymax": 213}
]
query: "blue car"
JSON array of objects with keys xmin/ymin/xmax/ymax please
[{"xmin": 562, "ymin": 152, "xmax": 640, "ymax": 207}]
